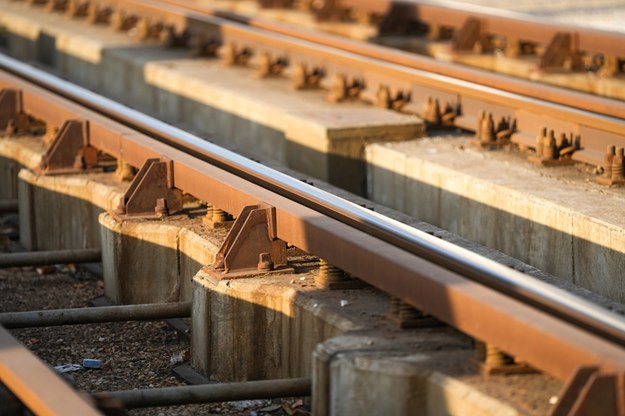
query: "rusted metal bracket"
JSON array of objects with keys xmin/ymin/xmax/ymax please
[
  {"xmin": 550, "ymin": 367, "xmax": 625, "ymax": 416},
  {"xmin": 539, "ymin": 33, "xmax": 579, "ymax": 71},
  {"xmin": 43, "ymin": 0, "xmax": 68, "ymax": 13},
  {"xmin": 38, "ymin": 120, "xmax": 99, "ymax": 174},
  {"xmin": 376, "ymin": 85, "xmax": 411, "ymax": 111},
  {"xmin": 528, "ymin": 128, "xmax": 580, "ymax": 166},
  {"xmin": 378, "ymin": 4, "xmax": 426, "ymax": 37},
  {"xmin": 452, "ymin": 17, "xmax": 490, "ymax": 53},
  {"xmin": 291, "ymin": 63, "xmax": 324, "ymax": 90},
  {"xmin": 220, "ymin": 42, "xmax": 253, "ymax": 67},
  {"xmin": 254, "ymin": 52, "xmax": 288, "ymax": 79},
  {"xmin": 326, "ymin": 73, "xmax": 364, "ymax": 103},
  {"xmin": 114, "ymin": 158, "xmax": 182, "ymax": 219},
  {"xmin": 0, "ymin": 89, "xmax": 30, "ymax": 136},
  {"xmin": 204, "ymin": 204, "xmax": 292, "ymax": 280},
  {"xmin": 65, "ymin": 0, "xmax": 90, "ymax": 18},
  {"xmin": 597, "ymin": 145, "xmax": 625, "ymax": 186},
  {"xmin": 471, "ymin": 111, "xmax": 516, "ymax": 147}
]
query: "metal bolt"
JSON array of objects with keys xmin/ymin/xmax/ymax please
[
  {"xmin": 256, "ymin": 52, "xmax": 272, "ymax": 78},
  {"xmin": 377, "ymin": 85, "xmax": 391, "ymax": 109},
  {"xmin": 327, "ymin": 73, "xmax": 347, "ymax": 103},
  {"xmin": 154, "ymin": 198, "xmax": 168, "ymax": 216},
  {"xmin": 73, "ymin": 154, "xmax": 85, "ymax": 170},
  {"xmin": 474, "ymin": 340, "xmax": 487, "ymax": 362},
  {"xmin": 257, "ymin": 252, "xmax": 274, "ymax": 272},
  {"xmin": 315, "ymin": 259, "xmax": 349, "ymax": 288},
  {"xmin": 115, "ymin": 160, "xmax": 135, "ymax": 182},
  {"xmin": 535, "ymin": 127, "xmax": 546, "ymax": 156},
  {"xmin": 543, "ymin": 130, "xmax": 557, "ymax": 160},
  {"xmin": 398, "ymin": 300, "xmax": 423, "ymax": 321},
  {"xmin": 291, "ymin": 63, "xmax": 308, "ymax": 90},
  {"xmin": 480, "ymin": 113, "xmax": 495, "ymax": 143},
  {"xmin": 604, "ymin": 145, "xmax": 616, "ymax": 178},
  {"xmin": 475, "ymin": 110, "xmax": 485, "ymax": 139},
  {"xmin": 485, "ymin": 344, "xmax": 509, "ymax": 367},
  {"xmin": 114, "ymin": 197, "xmax": 127, "ymax": 216},
  {"xmin": 425, "ymin": 97, "xmax": 441, "ymax": 124},
  {"xmin": 85, "ymin": 3, "xmax": 111, "ymax": 25},
  {"xmin": 5, "ymin": 120, "xmax": 16, "ymax": 138},
  {"xmin": 612, "ymin": 147, "xmax": 624, "ymax": 180},
  {"xmin": 388, "ymin": 296, "xmax": 401, "ymax": 317},
  {"xmin": 211, "ymin": 207, "xmax": 228, "ymax": 223}
]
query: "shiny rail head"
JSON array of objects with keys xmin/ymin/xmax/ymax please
[{"xmin": 1, "ymin": 53, "xmax": 625, "ymax": 348}]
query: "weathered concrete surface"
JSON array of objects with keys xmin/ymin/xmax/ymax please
[
  {"xmin": 313, "ymin": 332, "xmax": 559, "ymax": 416},
  {"xmin": 100, "ymin": 213, "xmax": 221, "ymax": 304},
  {"xmin": 0, "ymin": 1, "xmax": 424, "ymax": 195},
  {"xmin": 19, "ymin": 170, "xmax": 123, "ymax": 251},
  {"xmin": 191, "ymin": 267, "xmax": 382, "ymax": 381},
  {"xmin": 0, "ymin": 135, "xmax": 122, "ymax": 251},
  {"xmin": 0, "ymin": 137, "xmax": 42, "ymax": 200},
  {"xmin": 366, "ymin": 137, "xmax": 625, "ymax": 302}
]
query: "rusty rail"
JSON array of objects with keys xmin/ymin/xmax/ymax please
[
  {"xmin": 14, "ymin": 0, "xmax": 625, "ymax": 168},
  {"xmin": 308, "ymin": 0, "xmax": 625, "ymax": 58},
  {"xmin": 0, "ymin": 325, "xmax": 102, "ymax": 415},
  {"xmin": 2, "ymin": 54, "xmax": 625, "ymax": 412}
]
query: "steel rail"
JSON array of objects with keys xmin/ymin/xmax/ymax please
[
  {"xmin": 0, "ymin": 325, "xmax": 102, "ymax": 415},
  {"xmin": 157, "ymin": 0, "xmax": 625, "ymax": 120},
  {"xmin": 309, "ymin": 0, "xmax": 625, "ymax": 58},
  {"xmin": 59, "ymin": 0, "xmax": 625, "ymax": 167},
  {"xmin": 10, "ymin": 0, "xmax": 625, "ymax": 165},
  {"xmin": 3, "ymin": 56, "xmax": 625, "ymax": 383}
]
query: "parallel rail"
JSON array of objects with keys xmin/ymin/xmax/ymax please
[
  {"xmin": 307, "ymin": 0, "xmax": 625, "ymax": 59},
  {"xmin": 2, "ymin": 54, "xmax": 625, "ymax": 412},
  {"xmin": 0, "ymin": 325, "xmax": 101, "ymax": 415},
  {"xmin": 14, "ymin": 0, "xmax": 625, "ymax": 167}
]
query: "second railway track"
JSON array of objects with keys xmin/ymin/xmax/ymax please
[{"xmin": 2, "ymin": 1, "xmax": 625, "ymax": 414}]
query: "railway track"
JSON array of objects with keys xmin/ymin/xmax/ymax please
[
  {"xmin": 9, "ymin": 0, "xmax": 625, "ymax": 179},
  {"xmin": 2, "ymin": 1, "xmax": 625, "ymax": 414},
  {"xmin": 1, "ymin": 41, "xmax": 625, "ymax": 413}
]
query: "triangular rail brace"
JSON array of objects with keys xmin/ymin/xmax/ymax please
[
  {"xmin": 378, "ymin": 4, "xmax": 422, "ymax": 37},
  {"xmin": 539, "ymin": 33, "xmax": 574, "ymax": 70},
  {"xmin": 550, "ymin": 366, "xmax": 625, "ymax": 416},
  {"xmin": 452, "ymin": 17, "xmax": 486, "ymax": 52},
  {"xmin": 113, "ymin": 158, "xmax": 183, "ymax": 219},
  {"xmin": 38, "ymin": 120, "xmax": 99, "ymax": 174},
  {"xmin": 0, "ymin": 89, "xmax": 30, "ymax": 136},
  {"xmin": 205, "ymin": 204, "xmax": 291, "ymax": 280}
]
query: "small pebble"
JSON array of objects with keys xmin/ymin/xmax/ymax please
[
  {"xmin": 340, "ymin": 299, "xmax": 350, "ymax": 307},
  {"xmin": 549, "ymin": 396, "xmax": 558, "ymax": 405}
]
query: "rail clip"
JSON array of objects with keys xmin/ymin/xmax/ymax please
[
  {"xmin": 203, "ymin": 204, "xmax": 292, "ymax": 281},
  {"xmin": 113, "ymin": 158, "xmax": 182, "ymax": 219}
]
